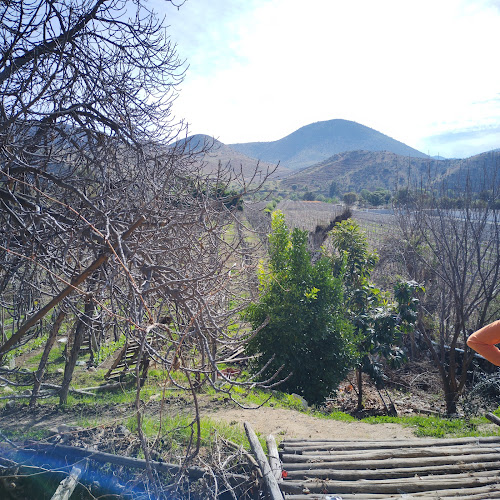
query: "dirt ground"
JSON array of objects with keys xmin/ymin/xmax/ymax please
[
  {"xmin": 0, "ymin": 359, "xmax": 494, "ymax": 443},
  {"xmin": 206, "ymin": 405, "xmax": 415, "ymax": 440},
  {"xmin": 0, "ymin": 395, "xmax": 415, "ymax": 443}
]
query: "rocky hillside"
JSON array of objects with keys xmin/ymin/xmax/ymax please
[{"xmin": 280, "ymin": 149, "xmax": 500, "ymax": 194}]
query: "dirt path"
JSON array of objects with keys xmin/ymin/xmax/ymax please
[
  {"xmin": 2, "ymin": 401, "xmax": 416, "ymax": 441},
  {"xmin": 206, "ymin": 406, "xmax": 416, "ymax": 441}
]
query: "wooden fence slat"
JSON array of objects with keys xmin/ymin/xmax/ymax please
[
  {"xmin": 281, "ymin": 444, "xmax": 500, "ymax": 465},
  {"xmin": 280, "ymin": 451, "xmax": 500, "ymax": 467},
  {"xmin": 280, "ymin": 435, "xmax": 500, "ymax": 453},
  {"xmin": 282, "ymin": 460, "xmax": 500, "ymax": 481},
  {"xmin": 284, "ymin": 490, "xmax": 500, "ymax": 500},
  {"xmin": 280, "ymin": 474, "xmax": 500, "ymax": 495}
]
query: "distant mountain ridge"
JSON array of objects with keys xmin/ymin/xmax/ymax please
[
  {"xmin": 175, "ymin": 134, "xmax": 290, "ymax": 178},
  {"xmin": 281, "ymin": 149, "xmax": 500, "ymax": 194},
  {"xmin": 179, "ymin": 121, "xmax": 498, "ymax": 192},
  {"xmin": 229, "ymin": 119, "xmax": 428, "ymax": 171}
]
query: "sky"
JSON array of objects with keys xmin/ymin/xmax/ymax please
[{"xmin": 157, "ymin": 0, "xmax": 500, "ymax": 158}]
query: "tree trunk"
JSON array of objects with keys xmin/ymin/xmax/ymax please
[
  {"xmin": 1, "ymin": 306, "xmax": 5, "ymax": 344},
  {"xmin": 60, "ymin": 297, "xmax": 94, "ymax": 405},
  {"xmin": 442, "ymin": 374, "xmax": 458, "ymax": 415},
  {"xmin": 409, "ymin": 330, "xmax": 416, "ymax": 359},
  {"xmin": 0, "ymin": 216, "xmax": 144, "ymax": 358},
  {"xmin": 30, "ymin": 309, "xmax": 66, "ymax": 407},
  {"xmin": 356, "ymin": 367, "xmax": 363, "ymax": 411}
]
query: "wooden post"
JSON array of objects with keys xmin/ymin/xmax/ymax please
[
  {"xmin": 266, "ymin": 434, "xmax": 282, "ymax": 482},
  {"xmin": 51, "ymin": 464, "xmax": 83, "ymax": 500},
  {"xmin": 244, "ymin": 422, "xmax": 283, "ymax": 500},
  {"xmin": 486, "ymin": 412, "xmax": 500, "ymax": 427}
]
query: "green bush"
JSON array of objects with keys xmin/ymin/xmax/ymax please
[{"xmin": 245, "ymin": 211, "xmax": 355, "ymax": 404}]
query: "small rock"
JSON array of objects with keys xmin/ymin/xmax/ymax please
[
  {"xmin": 1, "ymin": 386, "xmax": 14, "ymax": 394},
  {"xmin": 76, "ymin": 361, "xmax": 86, "ymax": 366},
  {"xmin": 291, "ymin": 393, "xmax": 309, "ymax": 410},
  {"xmin": 57, "ymin": 424, "xmax": 72, "ymax": 434},
  {"xmin": 48, "ymin": 434, "xmax": 62, "ymax": 443},
  {"xmin": 6, "ymin": 400, "xmax": 15, "ymax": 409},
  {"xmin": 56, "ymin": 368, "xmax": 64, "ymax": 374},
  {"xmin": 87, "ymin": 366, "xmax": 97, "ymax": 372},
  {"xmin": 57, "ymin": 337, "xmax": 68, "ymax": 344},
  {"xmin": 115, "ymin": 425, "xmax": 130, "ymax": 436}
]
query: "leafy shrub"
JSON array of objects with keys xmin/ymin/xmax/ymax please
[{"xmin": 245, "ymin": 211, "xmax": 355, "ymax": 404}]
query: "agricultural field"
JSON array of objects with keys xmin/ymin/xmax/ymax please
[
  {"xmin": 277, "ymin": 199, "xmax": 398, "ymax": 252},
  {"xmin": 277, "ymin": 200, "xmax": 346, "ymax": 231}
]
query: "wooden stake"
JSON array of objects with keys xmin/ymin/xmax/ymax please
[
  {"xmin": 486, "ymin": 412, "xmax": 500, "ymax": 427},
  {"xmin": 244, "ymin": 422, "xmax": 283, "ymax": 500},
  {"xmin": 51, "ymin": 464, "xmax": 83, "ymax": 500},
  {"xmin": 266, "ymin": 434, "xmax": 282, "ymax": 482}
]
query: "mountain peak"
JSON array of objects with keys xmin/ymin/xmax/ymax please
[{"xmin": 230, "ymin": 119, "xmax": 427, "ymax": 170}]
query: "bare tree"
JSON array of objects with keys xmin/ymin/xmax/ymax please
[
  {"xmin": 391, "ymin": 168, "xmax": 500, "ymax": 414},
  {"xmin": 0, "ymin": 1, "xmax": 274, "ymax": 482}
]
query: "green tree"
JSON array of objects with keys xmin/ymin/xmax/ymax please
[
  {"xmin": 329, "ymin": 181, "xmax": 339, "ymax": 198},
  {"xmin": 360, "ymin": 189, "xmax": 391, "ymax": 207},
  {"xmin": 245, "ymin": 211, "xmax": 355, "ymax": 404},
  {"xmin": 394, "ymin": 280, "xmax": 425, "ymax": 359},
  {"xmin": 329, "ymin": 221, "xmax": 414, "ymax": 410},
  {"xmin": 343, "ymin": 192, "xmax": 357, "ymax": 206}
]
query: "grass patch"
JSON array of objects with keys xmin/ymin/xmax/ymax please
[
  {"xmin": 206, "ymin": 384, "xmax": 311, "ymax": 412},
  {"xmin": 64, "ymin": 388, "xmax": 142, "ymax": 407},
  {"xmin": 125, "ymin": 413, "xmax": 255, "ymax": 453},
  {"xmin": 361, "ymin": 414, "xmax": 499, "ymax": 438},
  {"xmin": 1, "ymin": 427, "xmax": 52, "ymax": 441},
  {"xmin": 309, "ymin": 409, "xmax": 357, "ymax": 422},
  {"xmin": 26, "ymin": 342, "xmax": 66, "ymax": 370},
  {"xmin": 96, "ymin": 335, "xmax": 126, "ymax": 364},
  {"xmin": 5, "ymin": 333, "xmax": 50, "ymax": 363}
]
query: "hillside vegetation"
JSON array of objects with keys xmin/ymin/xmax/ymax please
[{"xmin": 280, "ymin": 149, "xmax": 500, "ymax": 195}]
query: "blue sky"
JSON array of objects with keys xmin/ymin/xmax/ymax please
[{"xmin": 158, "ymin": 0, "xmax": 500, "ymax": 158}]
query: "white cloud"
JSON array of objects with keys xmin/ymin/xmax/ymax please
[{"xmin": 162, "ymin": 0, "xmax": 500, "ymax": 157}]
